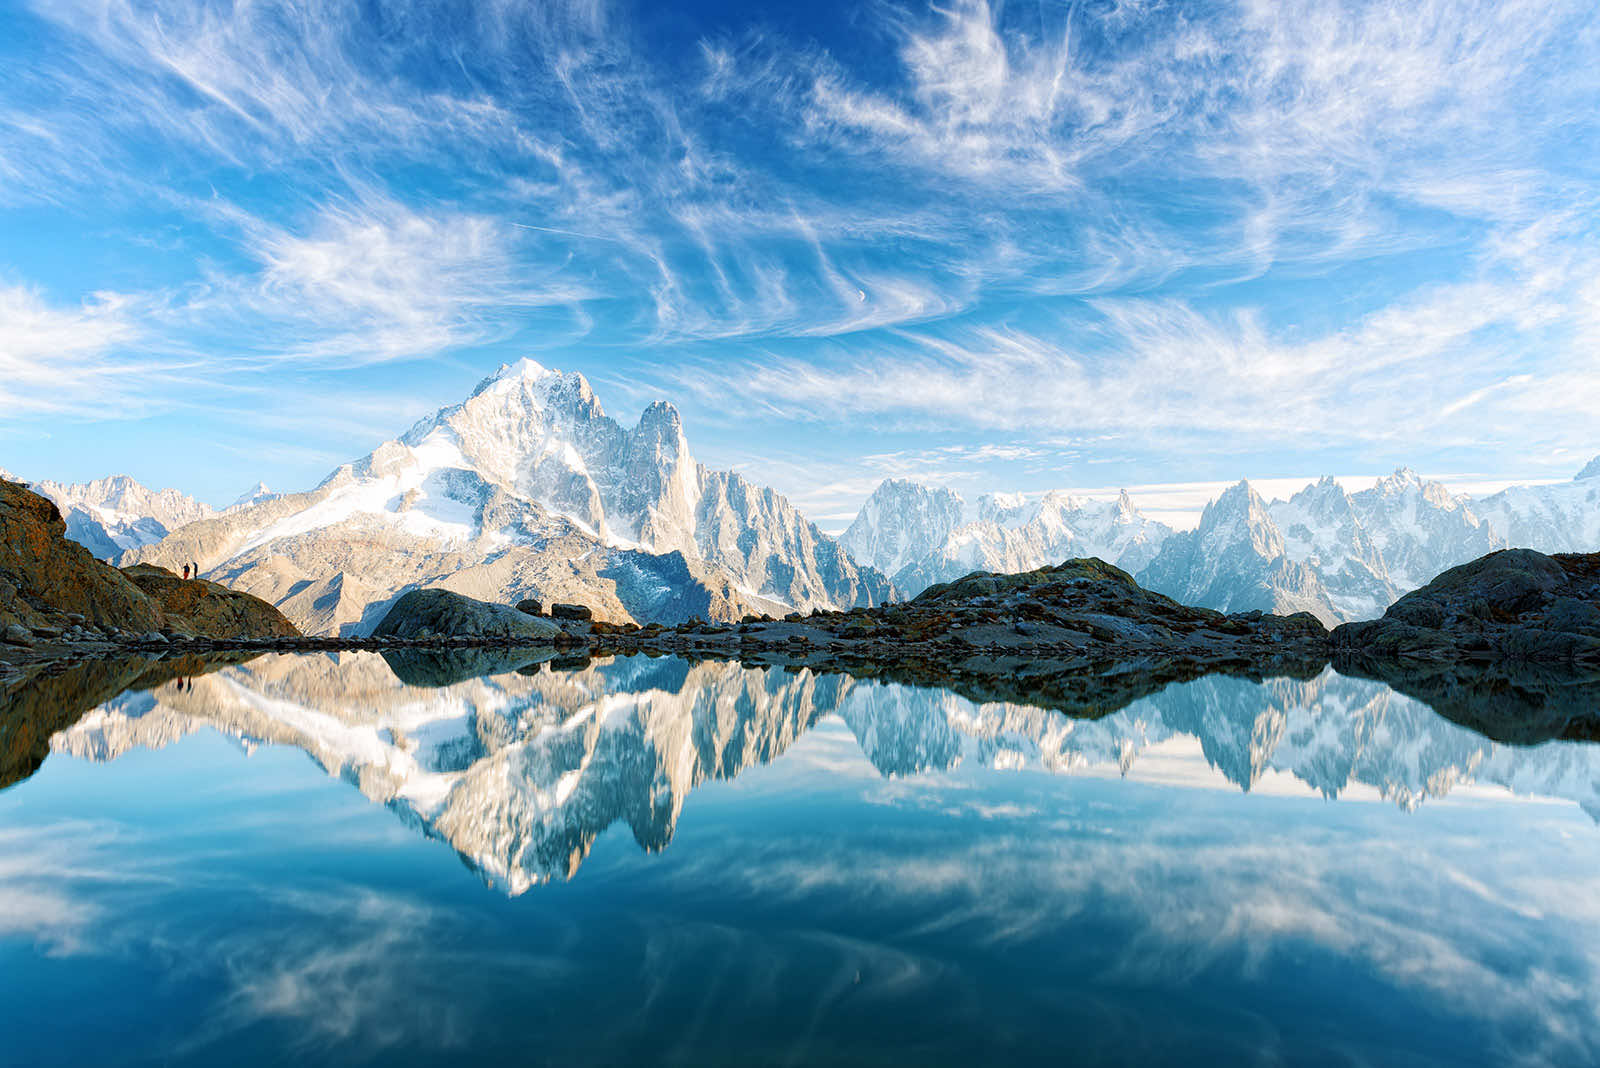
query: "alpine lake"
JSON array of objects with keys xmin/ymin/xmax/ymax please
[{"xmin": 2, "ymin": 648, "xmax": 1598, "ymax": 1066}]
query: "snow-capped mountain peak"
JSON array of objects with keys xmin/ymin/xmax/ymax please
[
  {"xmin": 125, "ymin": 360, "xmax": 891, "ymax": 633},
  {"xmin": 228, "ymin": 482, "xmax": 276, "ymax": 511},
  {"xmin": 1138, "ymin": 480, "xmax": 1339, "ymax": 623},
  {"xmin": 1470, "ymin": 456, "xmax": 1600, "ymax": 558}
]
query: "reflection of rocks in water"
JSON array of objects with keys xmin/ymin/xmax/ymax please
[
  {"xmin": 380, "ymin": 645, "xmax": 562, "ymax": 688},
  {"xmin": 741, "ymin": 646, "xmax": 1331, "ymax": 729},
  {"xmin": 1, "ymin": 652, "xmax": 259, "ymax": 789},
  {"xmin": 35, "ymin": 651, "xmax": 1600, "ymax": 894},
  {"xmin": 1333, "ymin": 654, "xmax": 1600, "ymax": 745}
]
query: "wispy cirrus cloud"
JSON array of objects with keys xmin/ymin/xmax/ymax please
[
  {"xmin": 649, "ymin": 213, "xmax": 1599, "ymax": 461},
  {"xmin": 1, "ymin": 0, "xmax": 1598, "ymax": 501},
  {"xmin": 213, "ymin": 194, "xmax": 596, "ymax": 366},
  {"xmin": 0, "ymin": 285, "xmax": 188, "ymax": 416}
]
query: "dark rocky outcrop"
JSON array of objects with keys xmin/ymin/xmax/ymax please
[
  {"xmin": 1331, "ymin": 549, "xmax": 1600, "ymax": 664},
  {"xmin": 2, "ymin": 477, "xmax": 163, "ymax": 635},
  {"xmin": 372, "ymin": 588, "xmax": 565, "ymax": 641},
  {"xmin": 0, "ymin": 478, "xmax": 296, "ymax": 644}
]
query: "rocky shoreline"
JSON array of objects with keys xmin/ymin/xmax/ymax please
[
  {"xmin": 5, "ymin": 467, "xmax": 1598, "ymax": 741},
  {"xmin": 5, "ymin": 551, "xmax": 1596, "ymax": 679}
]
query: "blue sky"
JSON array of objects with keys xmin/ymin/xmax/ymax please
[{"xmin": 1, "ymin": 0, "xmax": 1598, "ymax": 527}]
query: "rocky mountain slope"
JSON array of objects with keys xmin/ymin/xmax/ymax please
[
  {"xmin": 840, "ymin": 479, "xmax": 1171, "ymax": 597},
  {"xmin": 125, "ymin": 360, "xmax": 892, "ymax": 635},
  {"xmin": 40, "ymin": 651, "xmax": 1600, "ymax": 892}
]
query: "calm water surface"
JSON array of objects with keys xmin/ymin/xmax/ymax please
[{"xmin": 2, "ymin": 651, "xmax": 1598, "ymax": 1066}]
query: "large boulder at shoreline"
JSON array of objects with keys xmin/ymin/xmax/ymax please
[
  {"xmin": 1331, "ymin": 549, "xmax": 1600, "ymax": 664},
  {"xmin": 371, "ymin": 588, "xmax": 565, "ymax": 642},
  {"xmin": 121, "ymin": 563, "xmax": 299, "ymax": 639}
]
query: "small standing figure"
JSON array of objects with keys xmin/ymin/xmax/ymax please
[
  {"xmin": 192, "ymin": 561, "xmax": 200, "ymax": 581},
  {"xmin": 182, "ymin": 564, "xmax": 190, "ymax": 580}
]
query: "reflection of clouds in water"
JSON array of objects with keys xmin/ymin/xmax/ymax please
[
  {"xmin": 16, "ymin": 656, "xmax": 1600, "ymax": 1063},
  {"xmin": 184, "ymin": 889, "xmax": 510, "ymax": 1056},
  {"xmin": 44, "ymin": 657, "xmax": 1600, "ymax": 902},
  {"xmin": 654, "ymin": 808, "xmax": 1600, "ymax": 1067},
  {"xmin": 627, "ymin": 919, "xmax": 960, "ymax": 1063},
  {"xmin": 0, "ymin": 820, "xmax": 575, "ymax": 1059},
  {"xmin": 0, "ymin": 821, "xmax": 175, "ymax": 956}
]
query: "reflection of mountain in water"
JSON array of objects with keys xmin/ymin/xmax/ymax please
[{"xmin": 49, "ymin": 654, "xmax": 1600, "ymax": 892}]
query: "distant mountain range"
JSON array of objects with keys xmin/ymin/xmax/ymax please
[
  {"xmin": 842, "ymin": 462, "xmax": 1600, "ymax": 625},
  {"xmin": 839, "ymin": 482, "xmax": 1170, "ymax": 596},
  {"xmin": 23, "ymin": 474, "xmax": 217, "ymax": 560},
  {"xmin": 52, "ymin": 654, "xmax": 1600, "ymax": 893},
  {"xmin": 6, "ymin": 365, "xmax": 1594, "ymax": 632}
]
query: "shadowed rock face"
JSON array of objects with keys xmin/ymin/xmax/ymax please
[
  {"xmin": 1332, "ymin": 550, "xmax": 1600, "ymax": 664},
  {"xmin": 1, "ymin": 478, "xmax": 164, "ymax": 634}
]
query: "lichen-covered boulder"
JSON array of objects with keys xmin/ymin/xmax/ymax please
[{"xmin": 1332, "ymin": 549, "xmax": 1600, "ymax": 664}]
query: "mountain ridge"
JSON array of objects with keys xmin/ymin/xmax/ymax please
[
  {"xmin": 842, "ymin": 457, "xmax": 1597, "ymax": 624},
  {"xmin": 122, "ymin": 360, "xmax": 892, "ymax": 634}
]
